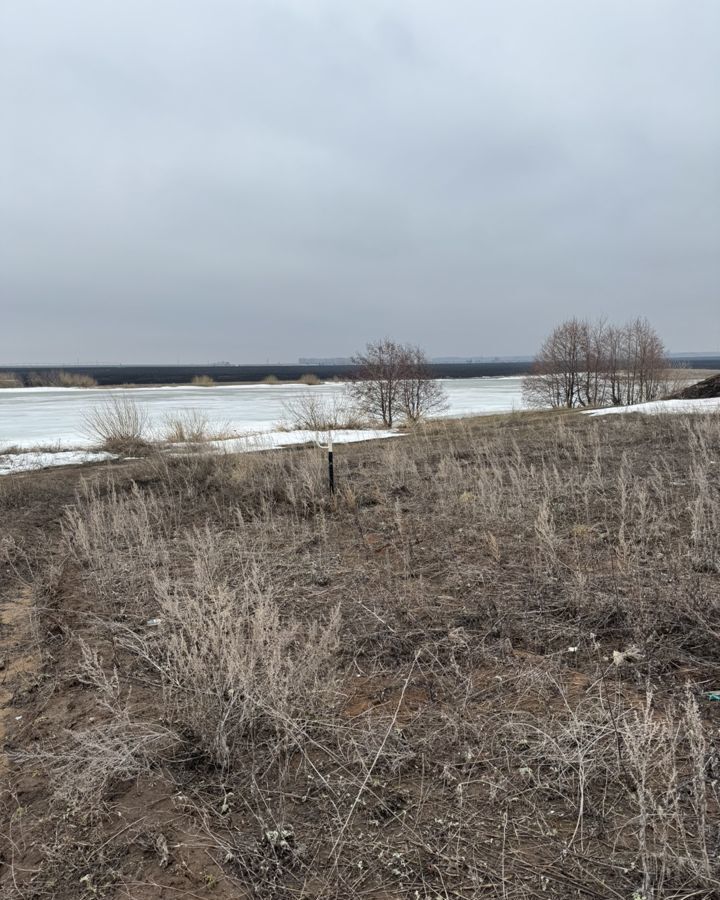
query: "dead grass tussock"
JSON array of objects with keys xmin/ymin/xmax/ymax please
[
  {"xmin": 161, "ymin": 410, "xmax": 234, "ymax": 444},
  {"xmin": 280, "ymin": 390, "xmax": 368, "ymax": 431},
  {"xmin": 297, "ymin": 372, "xmax": 322, "ymax": 385},
  {"xmin": 122, "ymin": 548, "xmax": 342, "ymax": 769},
  {"xmin": 0, "ymin": 371, "xmax": 22, "ymax": 388},
  {"xmin": 26, "ymin": 369, "xmax": 98, "ymax": 387},
  {"xmin": 16, "ymin": 714, "xmax": 179, "ymax": 816},
  {"xmin": 82, "ymin": 395, "xmax": 152, "ymax": 454}
]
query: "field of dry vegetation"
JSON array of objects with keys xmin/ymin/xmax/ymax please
[{"xmin": 1, "ymin": 409, "xmax": 719, "ymax": 899}]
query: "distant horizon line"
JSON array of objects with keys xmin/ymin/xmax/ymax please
[{"xmin": 1, "ymin": 350, "xmax": 719, "ymax": 368}]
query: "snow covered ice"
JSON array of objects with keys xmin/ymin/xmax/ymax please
[{"xmin": 0, "ymin": 377, "xmax": 524, "ymax": 474}]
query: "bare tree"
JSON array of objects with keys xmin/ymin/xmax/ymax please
[
  {"xmin": 577, "ymin": 318, "xmax": 609, "ymax": 407},
  {"xmin": 524, "ymin": 317, "xmax": 669, "ymax": 409},
  {"xmin": 400, "ymin": 345, "xmax": 449, "ymax": 423},
  {"xmin": 523, "ymin": 318, "xmax": 585, "ymax": 409},
  {"xmin": 628, "ymin": 317, "xmax": 669, "ymax": 404},
  {"xmin": 603, "ymin": 318, "xmax": 669, "ymax": 406},
  {"xmin": 603, "ymin": 322, "xmax": 626, "ymax": 406},
  {"xmin": 348, "ymin": 340, "xmax": 447, "ymax": 426},
  {"xmin": 348, "ymin": 340, "xmax": 405, "ymax": 427}
]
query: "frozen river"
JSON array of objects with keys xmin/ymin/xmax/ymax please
[{"xmin": 0, "ymin": 377, "xmax": 524, "ymax": 449}]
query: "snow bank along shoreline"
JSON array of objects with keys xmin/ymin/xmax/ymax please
[
  {"xmin": 586, "ymin": 397, "xmax": 720, "ymax": 417},
  {"xmin": 0, "ymin": 429, "xmax": 399, "ymax": 476}
]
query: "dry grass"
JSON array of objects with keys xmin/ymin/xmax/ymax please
[
  {"xmin": 2, "ymin": 408, "xmax": 720, "ymax": 899},
  {"xmin": 0, "ymin": 371, "xmax": 22, "ymax": 388},
  {"xmin": 161, "ymin": 411, "xmax": 237, "ymax": 445},
  {"xmin": 160, "ymin": 409, "xmax": 215, "ymax": 444},
  {"xmin": 16, "ymin": 713, "xmax": 179, "ymax": 816},
  {"xmin": 298, "ymin": 372, "xmax": 322, "ymax": 385},
  {"xmin": 61, "ymin": 481, "xmax": 171, "ymax": 613},
  {"xmin": 26, "ymin": 369, "xmax": 98, "ymax": 387},
  {"xmin": 82, "ymin": 395, "xmax": 152, "ymax": 453},
  {"xmin": 122, "ymin": 551, "xmax": 341, "ymax": 769},
  {"xmin": 56, "ymin": 371, "xmax": 98, "ymax": 388},
  {"xmin": 162, "ymin": 410, "xmax": 211, "ymax": 443},
  {"xmin": 280, "ymin": 390, "xmax": 367, "ymax": 431},
  {"xmin": 191, "ymin": 374, "xmax": 214, "ymax": 386}
]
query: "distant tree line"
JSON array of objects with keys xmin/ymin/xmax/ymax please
[
  {"xmin": 523, "ymin": 317, "xmax": 671, "ymax": 409},
  {"xmin": 23, "ymin": 370, "xmax": 98, "ymax": 388}
]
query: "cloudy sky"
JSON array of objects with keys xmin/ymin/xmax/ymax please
[{"xmin": 1, "ymin": 0, "xmax": 718, "ymax": 363}]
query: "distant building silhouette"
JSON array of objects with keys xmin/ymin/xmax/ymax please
[{"xmin": 298, "ymin": 357, "xmax": 353, "ymax": 365}]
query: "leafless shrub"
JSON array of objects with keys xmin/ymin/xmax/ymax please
[
  {"xmin": 191, "ymin": 374, "xmax": 214, "ymax": 386},
  {"xmin": 162, "ymin": 410, "xmax": 213, "ymax": 443},
  {"xmin": 62, "ymin": 483, "xmax": 172, "ymax": 611},
  {"xmin": 56, "ymin": 370, "xmax": 98, "ymax": 388},
  {"xmin": 281, "ymin": 391, "xmax": 366, "ymax": 431},
  {"xmin": 298, "ymin": 372, "xmax": 321, "ymax": 385},
  {"xmin": 83, "ymin": 395, "xmax": 151, "ymax": 453},
  {"xmin": 26, "ymin": 369, "xmax": 97, "ymax": 387},
  {"xmin": 619, "ymin": 690, "xmax": 718, "ymax": 895},
  {"xmin": 122, "ymin": 555, "xmax": 342, "ymax": 768},
  {"xmin": 16, "ymin": 713, "xmax": 179, "ymax": 814},
  {"xmin": 76, "ymin": 637, "xmax": 121, "ymax": 705},
  {"xmin": 0, "ymin": 370, "xmax": 22, "ymax": 388}
]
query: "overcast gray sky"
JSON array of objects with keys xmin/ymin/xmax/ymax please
[{"xmin": 1, "ymin": 0, "xmax": 718, "ymax": 363}]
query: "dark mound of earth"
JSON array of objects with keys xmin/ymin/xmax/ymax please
[{"xmin": 672, "ymin": 372, "xmax": 720, "ymax": 399}]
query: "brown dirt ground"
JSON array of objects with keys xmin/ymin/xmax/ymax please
[{"xmin": 1, "ymin": 411, "xmax": 719, "ymax": 899}]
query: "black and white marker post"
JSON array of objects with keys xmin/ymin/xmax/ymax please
[
  {"xmin": 327, "ymin": 439, "xmax": 335, "ymax": 494},
  {"xmin": 315, "ymin": 435, "xmax": 335, "ymax": 494}
]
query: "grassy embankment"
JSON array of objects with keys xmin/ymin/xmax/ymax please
[{"xmin": 0, "ymin": 408, "xmax": 719, "ymax": 899}]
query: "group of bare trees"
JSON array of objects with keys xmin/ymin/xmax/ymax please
[
  {"xmin": 297, "ymin": 321, "xmax": 668, "ymax": 428},
  {"xmin": 523, "ymin": 317, "xmax": 671, "ymax": 409},
  {"xmin": 348, "ymin": 339, "xmax": 448, "ymax": 427}
]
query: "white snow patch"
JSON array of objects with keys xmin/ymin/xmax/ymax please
[
  {"xmin": 0, "ymin": 449, "xmax": 116, "ymax": 475},
  {"xmin": 0, "ymin": 430, "xmax": 400, "ymax": 476},
  {"xmin": 586, "ymin": 398, "xmax": 720, "ymax": 417}
]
